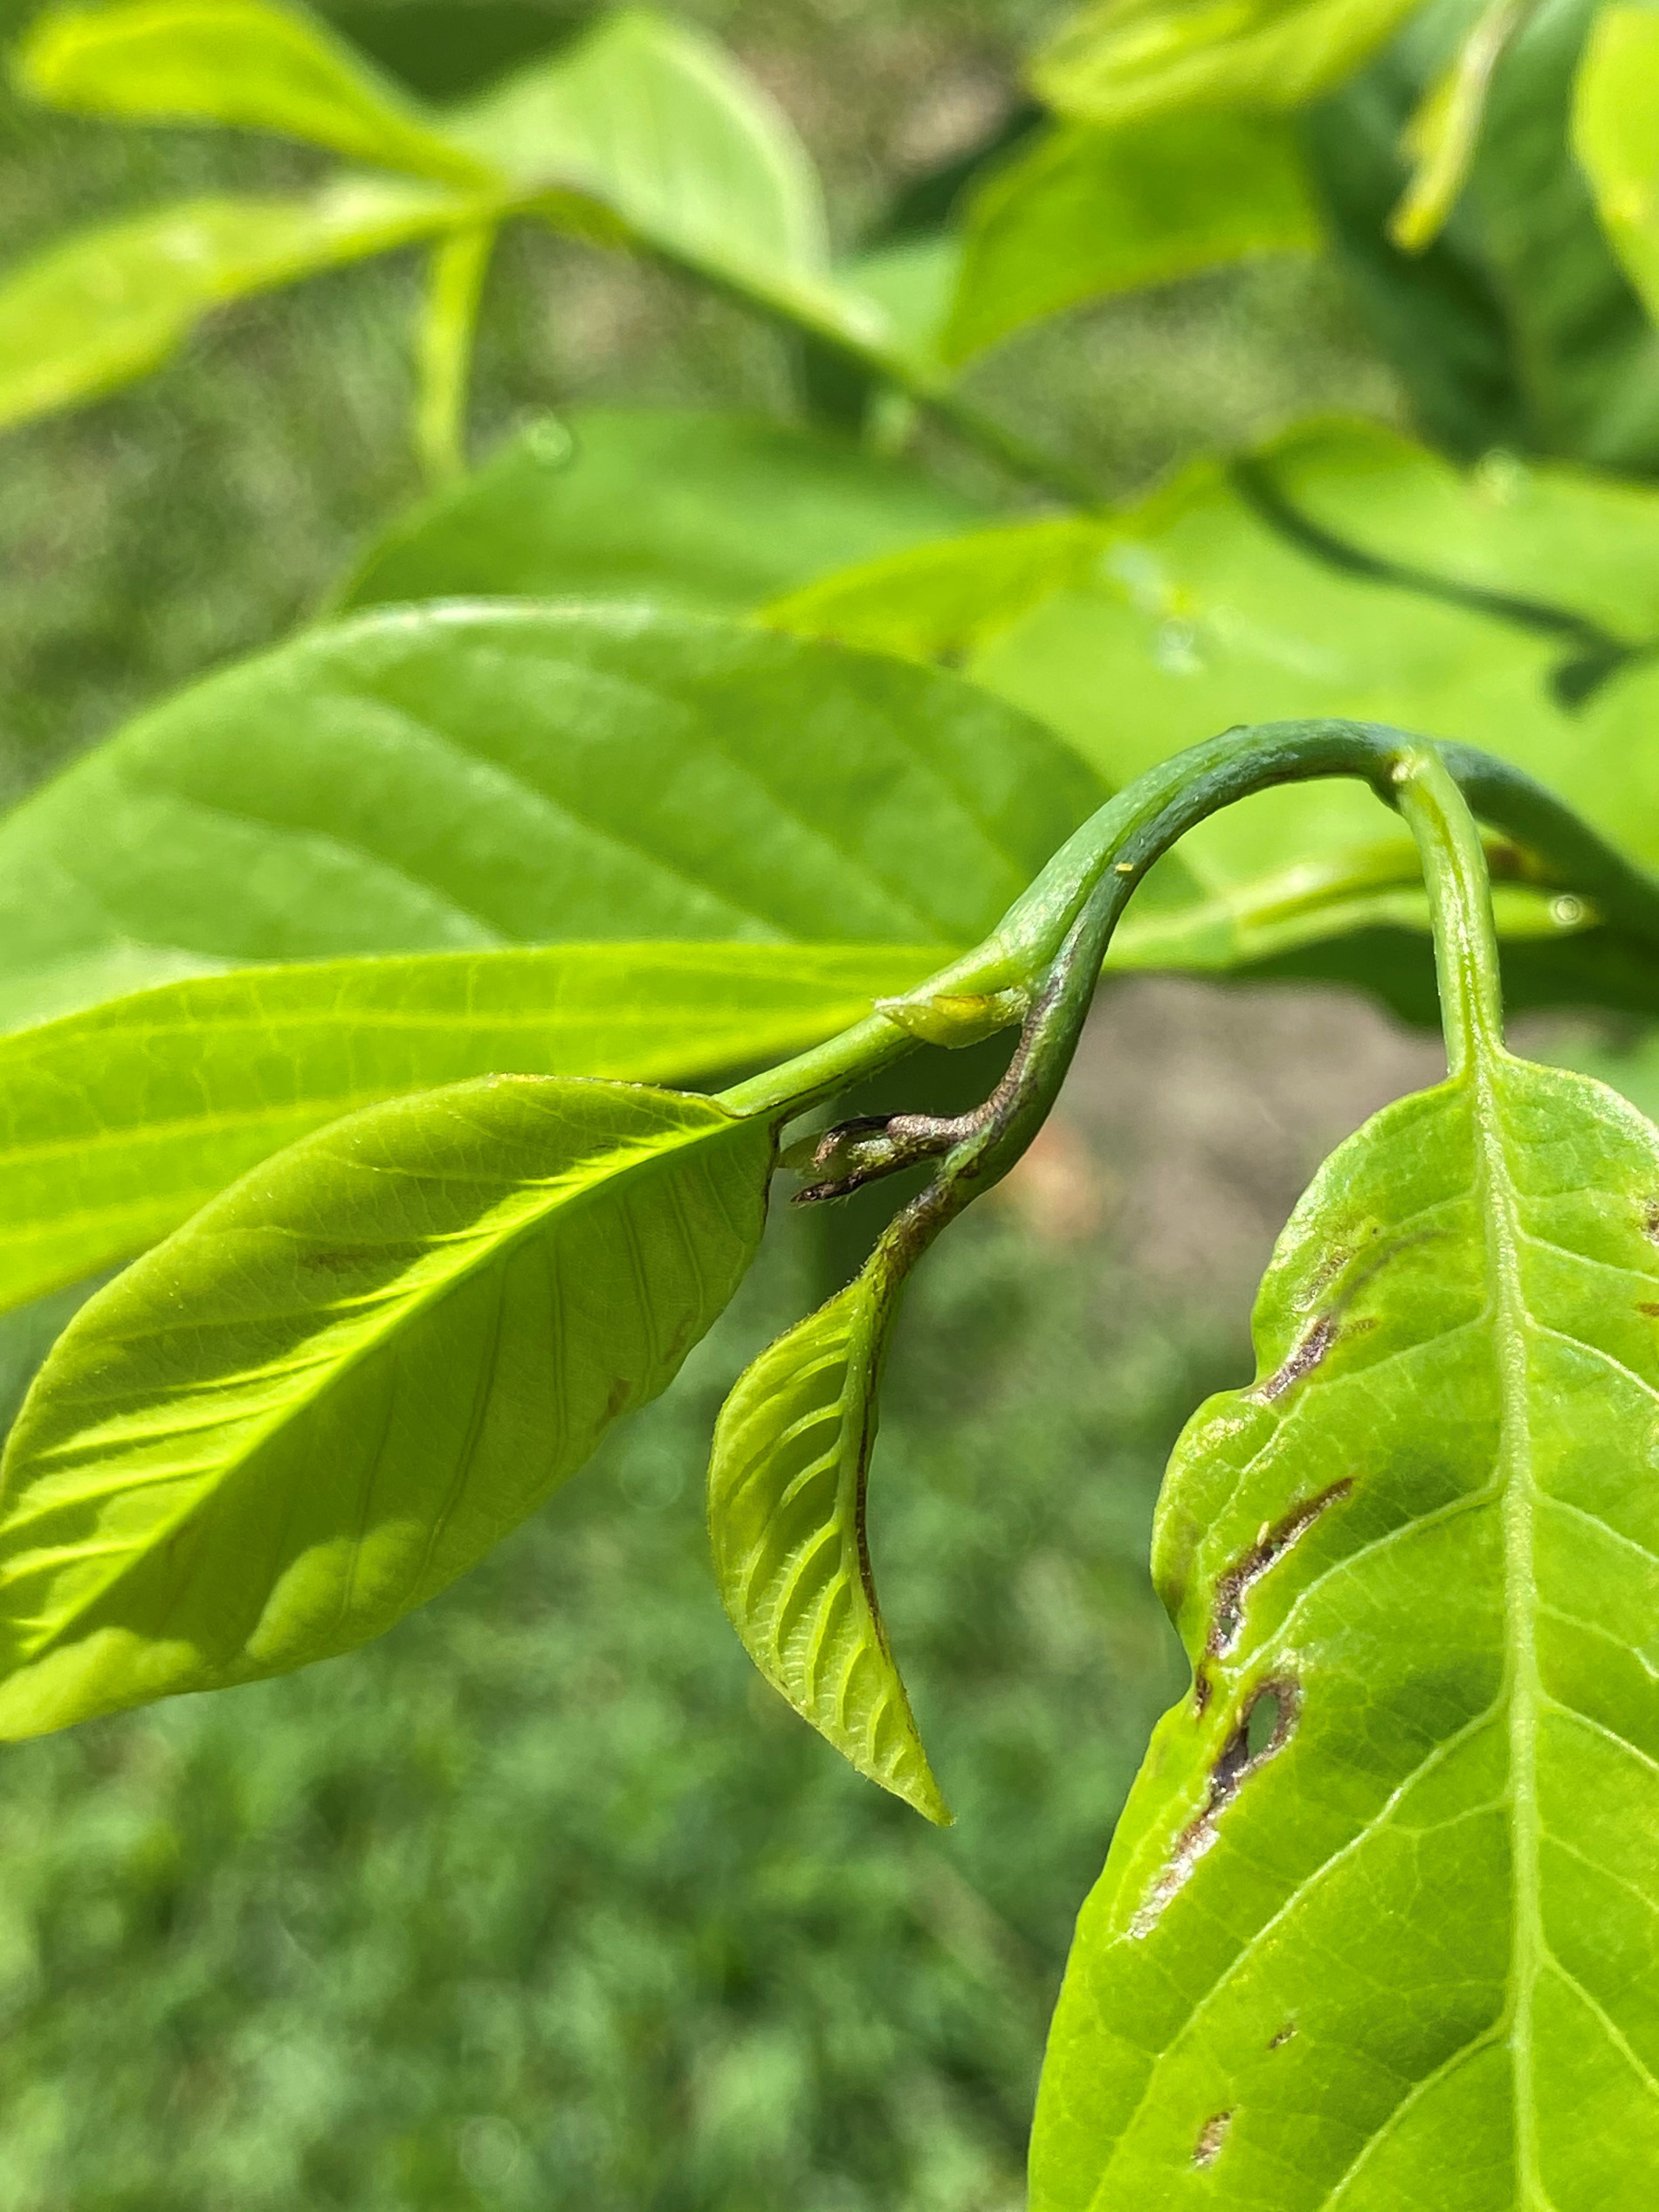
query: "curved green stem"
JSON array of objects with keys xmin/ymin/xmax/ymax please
[
  {"xmin": 719, "ymin": 720, "xmax": 1659, "ymax": 1125},
  {"xmin": 1391, "ymin": 747, "xmax": 1506, "ymax": 1077}
]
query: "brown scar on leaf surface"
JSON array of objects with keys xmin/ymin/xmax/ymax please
[
  {"xmin": 1192, "ymin": 2110, "xmax": 1233, "ymax": 2167},
  {"xmin": 1132, "ymin": 1678, "xmax": 1301, "ymax": 1939},
  {"xmin": 1645, "ymin": 1202, "xmax": 1659, "ymax": 1246},
  {"xmin": 1207, "ymin": 1478, "xmax": 1354, "ymax": 1663},
  {"xmin": 1639, "ymin": 1303, "xmax": 1659, "ymax": 1318},
  {"xmin": 1269, "ymin": 2020, "xmax": 1297, "ymax": 2050}
]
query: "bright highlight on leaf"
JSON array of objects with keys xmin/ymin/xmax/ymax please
[
  {"xmin": 0, "ymin": 1077, "xmax": 774, "ymax": 1740},
  {"xmin": 1573, "ymin": 3, "xmax": 1659, "ymax": 327},
  {"xmin": 708, "ymin": 1270, "xmax": 950, "ymax": 1825},
  {"xmin": 1029, "ymin": 0, "xmax": 1422, "ymax": 127},
  {"xmin": 0, "ymin": 941, "xmax": 940, "ymax": 1318}
]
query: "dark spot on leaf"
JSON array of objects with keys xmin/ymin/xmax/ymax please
[
  {"xmin": 1193, "ymin": 1665, "xmax": 1212, "ymax": 1717},
  {"xmin": 1639, "ymin": 1303, "xmax": 1659, "ymax": 1318},
  {"xmin": 1192, "ymin": 2111, "xmax": 1232, "ymax": 2167},
  {"xmin": 1131, "ymin": 1678, "xmax": 1301, "ymax": 1937},
  {"xmin": 1645, "ymin": 1203, "xmax": 1659, "ymax": 1247},
  {"xmin": 300, "ymin": 1246, "xmax": 384, "ymax": 1275},
  {"xmin": 1269, "ymin": 2021, "xmax": 1297, "ymax": 2050},
  {"xmin": 1258, "ymin": 1312, "xmax": 1338, "ymax": 1402},
  {"xmin": 604, "ymin": 1378, "xmax": 630, "ymax": 1420},
  {"xmin": 1208, "ymin": 1480, "xmax": 1353, "ymax": 1658}
]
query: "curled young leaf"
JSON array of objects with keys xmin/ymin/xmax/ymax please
[
  {"xmin": 1032, "ymin": 1051, "xmax": 1659, "ymax": 2200},
  {"xmin": 0, "ymin": 1077, "xmax": 774, "ymax": 1740},
  {"xmin": 708, "ymin": 1270, "xmax": 949, "ymax": 1825}
]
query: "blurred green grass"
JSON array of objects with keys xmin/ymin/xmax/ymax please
[
  {"xmin": 0, "ymin": 2, "xmax": 1408, "ymax": 2200},
  {"xmin": 0, "ymin": 1217, "xmax": 1226, "ymax": 2211}
]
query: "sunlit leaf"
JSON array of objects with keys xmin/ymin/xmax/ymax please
[
  {"xmin": 410, "ymin": 223, "xmax": 495, "ymax": 486},
  {"xmin": 0, "ymin": 180, "xmax": 488, "ymax": 433},
  {"xmin": 339, "ymin": 410, "xmax": 988, "ymax": 615},
  {"xmin": 0, "ymin": 941, "xmax": 939, "ymax": 1318},
  {"xmin": 1029, "ymin": 0, "xmax": 1422, "ymax": 127},
  {"xmin": 763, "ymin": 514, "xmax": 1107, "ymax": 662},
  {"xmin": 17, "ymin": 0, "xmax": 490, "ymax": 186},
  {"xmin": 0, "ymin": 603, "xmax": 1101, "ymax": 1029},
  {"xmin": 1572, "ymin": 2, "xmax": 1659, "ymax": 329},
  {"xmin": 441, "ymin": 6, "xmax": 885, "ymax": 350},
  {"xmin": 708, "ymin": 1270, "xmax": 949, "ymax": 1825},
  {"xmin": 1387, "ymin": 0, "xmax": 1531, "ymax": 252},
  {"xmin": 0, "ymin": 1077, "xmax": 774, "ymax": 1739},
  {"xmin": 945, "ymin": 111, "xmax": 1320, "ymax": 362},
  {"xmin": 1031, "ymin": 1043, "xmax": 1659, "ymax": 2200}
]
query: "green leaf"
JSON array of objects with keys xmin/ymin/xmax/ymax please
[
  {"xmin": 441, "ymin": 7, "xmax": 886, "ymax": 350},
  {"xmin": 1572, "ymin": 3, "xmax": 1659, "ymax": 327},
  {"xmin": 0, "ymin": 603, "xmax": 1102, "ymax": 1029},
  {"xmin": 1387, "ymin": 0, "xmax": 1532, "ymax": 252},
  {"xmin": 0, "ymin": 941, "xmax": 939, "ymax": 1319},
  {"xmin": 16, "ymin": 0, "xmax": 491, "ymax": 187},
  {"xmin": 763, "ymin": 514, "xmax": 1108, "ymax": 663},
  {"xmin": 0, "ymin": 179, "xmax": 487, "ymax": 434},
  {"xmin": 1242, "ymin": 415, "xmax": 1659, "ymax": 643},
  {"xmin": 708, "ymin": 1271, "xmax": 949, "ymax": 1826},
  {"xmin": 338, "ymin": 410, "xmax": 989, "ymax": 615},
  {"xmin": 1029, "ymin": 0, "xmax": 1422, "ymax": 127},
  {"xmin": 1030, "ymin": 1042, "xmax": 1659, "ymax": 2200},
  {"xmin": 0, "ymin": 1077, "xmax": 774, "ymax": 1739},
  {"xmin": 967, "ymin": 444, "xmax": 1659, "ymax": 896},
  {"xmin": 1304, "ymin": 0, "xmax": 1659, "ymax": 471},
  {"xmin": 944, "ymin": 111, "xmax": 1321, "ymax": 363}
]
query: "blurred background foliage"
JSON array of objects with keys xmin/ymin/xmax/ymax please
[{"xmin": 0, "ymin": 1, "xmax": 1465, "ymax": 2205}]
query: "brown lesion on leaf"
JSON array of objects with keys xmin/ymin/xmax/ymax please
[
  {"xmin": 1268, "ymin": 2020, "xmax": 1297, "ymax": 2050},
  {"xmin": 1132, "ymin": 1678, "xmax": 1301, "ymax": 1938},
  {"xmin": 1192, "ymin": 1664, "xmax": 1212, "ymax": 1717},
  {"xmin": 1207, "ymin": 1478, "xmax": 1354, "ymax": 1661},
  {"xmin": 1638, "ymin": 1302, "xmax": 1659, "ymax": 1318},
  {"xmin": 1257, "ymin": 1311, "xmax": 1339, "ymax": 1402},
  {"xmin": 1192, "ymin": 2110, "xmax": 1233, "ymax": 2167},
  {"xmin": 1644, "ymin": 1202, "xmax": 1659, "ymax": 1247}
]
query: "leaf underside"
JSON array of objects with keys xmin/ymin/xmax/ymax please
[
  {"xmin": 0, "ymin": 1077, "xmax": 774, "ymax": 1740},
  {"xmin": 1031, "ymin": 1055, "xmax": 1659, "ymax": 2204},
  {"xmin": 708, "ymin": 1278, "xmax": 949, "ymax": 1825}
]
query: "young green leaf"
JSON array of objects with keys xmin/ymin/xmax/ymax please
[
  {"xmin": 0, "ymin": 1077, "xmax": 774, "ymax": 1740},
  {"xmin": 0, "ymin": 941, "xmax": 940, "ymax": 1318},
  {"xmin": 708, "ymin": 1271, "xmax": 949, "ymax": 1827},
  {"xmin": 441, "ymin": 6, "xmax": 885, "ymax": 348},
  {"xmin": 338, "ymin": 410, "xmax": 988, "ymax": 615},
  {"xmin": 1573, "ymin": 3, "xmax": 1659, "ymax": 327},
  {"xmin": 1029, "ymin": 0, "xmax": 1422, "ymax": 127},
  {"xmin": 0, "ymin": 180, "xmax": 487, "ymax": 434},
  {"xmin": 1309, "ymin": 0, "xmax": 1659, "ymax": 472},
  {"xmin": 763, "ymin": 514, "xmax": 1108, "ymax": 662},
  {"xmin": 17, "ymin": 0, "xmax": 492, "ymax": 186},
  {"xmin": 0, "ymin": 604, "xmax": 1102, "ymax": 1030},
  {"xmin": 1387, "ymin": 0, "xmax": 1532, "ymax": 252},
  {"xmin": 1031, "ymin": 1044, "xmax": 1659, "ymax": 2201},
  {"xmin": 945, "ymin": 112, "xmax": 1320, "ymax": 363},
  {"xmin": 410, "ymin": 224, "xmax": 494, "ymax": 485}
]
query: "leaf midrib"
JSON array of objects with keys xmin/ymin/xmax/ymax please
[{"xmin": 1473, "ymin": 1044, "xmax": 1543, "ymax": 2202}]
